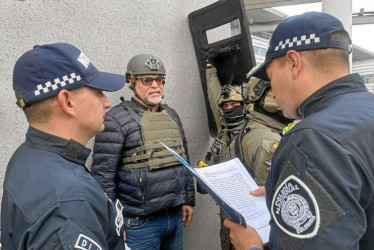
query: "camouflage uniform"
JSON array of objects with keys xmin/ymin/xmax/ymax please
[{"xmin": 205, "ymin": 66, "xmax": 286, "ymax": 250}]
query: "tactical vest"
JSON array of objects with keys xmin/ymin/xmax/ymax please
[
  {"xmin": 207, "ymin": 124, "xmax": 241, "ymax": 165},
  {"xmin": 121, "ymin": 101, "xmax": 186, "ymax": 170},
  {"xmin": 207, "ymin": 118, "xmax": 269, "ymax": 177}
]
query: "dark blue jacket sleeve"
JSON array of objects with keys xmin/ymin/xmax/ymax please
[
  {"xmin": 2, "ymin": 198, "xmax": 124, "ymax": 249},
  {"xmin": 91, "ymin": 114, "xmax": 125, "ymax": 200},
  {"xmin": 267, "ymin": 128, "xmax": 372, "ymax": 249}
]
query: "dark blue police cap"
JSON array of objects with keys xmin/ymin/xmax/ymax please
[
  {"xmin": 250, "ymin": 11, "xmax": 352, "ymax": 81},
  {"xmin": 13, "ymin": 43, "xmax": 125, "ymax": 108}
]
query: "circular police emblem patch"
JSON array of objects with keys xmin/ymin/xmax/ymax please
[{"xmin": 271, "ymin": 175, "xmax": 320, "ymax": 238}]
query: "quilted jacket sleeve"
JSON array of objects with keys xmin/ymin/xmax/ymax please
[{"xmin": 91, "ymin": 111, "xmax": 125, "ymax": 200}]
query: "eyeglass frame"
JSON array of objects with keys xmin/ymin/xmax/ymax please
[{"xmin": 132, "ymin": 75, "xmax": 166, "ymax": 86}]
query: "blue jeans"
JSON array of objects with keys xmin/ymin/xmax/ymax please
[{"xmin": 124, "ymin": 207, "xmax": 183, "ymax": 250}]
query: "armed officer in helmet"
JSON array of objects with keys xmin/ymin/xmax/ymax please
[
  {"xmin": 91, "ymin": 54, "xmax": 195, "ymax": 250},
  {"xmin": 203, "ymin": 62, "xmax": 293, "ymax": 250}
]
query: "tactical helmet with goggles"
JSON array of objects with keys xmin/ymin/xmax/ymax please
[
  {"xmin": 126, "ymin": 54, "xmax": 166, "ymax": 84},
  {"xmin": 218, "ymin": 85, "xmax": 243, "ymax": 107}
]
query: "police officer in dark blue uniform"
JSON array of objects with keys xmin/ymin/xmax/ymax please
[
  {"xmin": 1, "ymin": 43, "xmax": 126, "ymax": 249},
  {"xmin": 224, "ymin": 12, "xmax": 374, "ymax": 250}
]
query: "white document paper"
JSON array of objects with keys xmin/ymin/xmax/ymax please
[
  {"xmin": 196, "ymin": 158, "xmax": 270, "ymax": 243},
  {"xmin": 159, "ymin": 142, "xmax": 270, "ymax": 243}
]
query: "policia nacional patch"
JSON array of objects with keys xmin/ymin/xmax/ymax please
[
  {"xmin": 272, "ymin": 175, "xmax": 319, "ymax": 238},
  {"xmin": 271, "ymin": 160, "xmax": 345, "ymax": 249}
]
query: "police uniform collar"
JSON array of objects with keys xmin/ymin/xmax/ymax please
[
  {"xmin": 131, "ymin": 97, "xmax": 163, "ymax": 112},
  {"xmin": 298, "ymin": 73, "xmax": 365, "ymax": 118},
  {"xmin": 26, "ymin": 126, "xmax": 91, "ymax": 166}
]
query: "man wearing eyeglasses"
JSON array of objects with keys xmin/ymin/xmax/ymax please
[{"xmin": 91, "ymin": 54, "xmax": 195, "ymax": 250}]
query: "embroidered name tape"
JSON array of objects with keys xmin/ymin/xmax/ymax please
[
  {"xmin": 74, "ymin": 234, "xmax": 102, "ymax": 250},
  {"xmin": 211, "ymin": 138, "xmax": 225, "ymax": 156}
]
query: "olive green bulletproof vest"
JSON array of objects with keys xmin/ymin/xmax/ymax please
[
  {"xmin": 208, "ymin": 119, "xmax": 268, "ymax": 165},
  {"xmin": 208, "ymin": 124, "xmax": 242, "ymax": 164},
  {"xmin": 121, "ymin": 102, "xmax": 186, "ymax": 170}
]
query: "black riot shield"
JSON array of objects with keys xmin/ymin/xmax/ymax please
[{"xmin": 188, "ymin": 0, "xmax": 256, "ymax": 137}]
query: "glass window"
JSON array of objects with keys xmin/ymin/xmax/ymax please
[{"xmin": 206, "ymin": 19, "xmax": 241, "ymax": 44}]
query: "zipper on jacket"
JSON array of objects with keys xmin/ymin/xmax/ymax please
[
  {"xmin": 140, "ymin": 171, "xmax": 145, "ymax": 204},
  {"xmin": 175, "ymin": 166, "xmax": 182, "ymax": 199}
]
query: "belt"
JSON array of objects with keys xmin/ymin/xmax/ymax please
[
  {"xmin": 125, "ymin": 206, "xmax": 182, "ymax": 220},
  {"xmin": 147, "ymin": 206, "xmax": 182, "ymax": 218}
]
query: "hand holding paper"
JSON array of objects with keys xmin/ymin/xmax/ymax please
[{"xmin": 160, "ymin": 142, "xmax": 270, "ymax": 243}]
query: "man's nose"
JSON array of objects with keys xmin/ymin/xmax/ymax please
[
  {"xmin": 103, "ymin": 94, "xmax": 112, "ymax": 109},
  {"xmin": 150, "ymin": 79, "xmax": 159, "ymax": 87}
]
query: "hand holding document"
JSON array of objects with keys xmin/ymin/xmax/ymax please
[{"xmin": 160, "ymin": 142, "xmax": 270, "ymax": 243}]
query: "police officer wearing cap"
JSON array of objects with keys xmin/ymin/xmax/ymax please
[
  {"xmin": 224, "ymin": 11, "xmax": 374, "ymax": 250},
  {"xmin": 91, "ymin": 54, "xmax": 195, "ymax": 250},
  {"xmin": 203, "ymin": 61, "xmax": 292, "ymax": 250},
  {"xmin": 1, "ymin": 43, "xmax": 126, "ymax": 249}
]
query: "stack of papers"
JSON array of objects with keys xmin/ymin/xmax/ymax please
[{"xmin": 161, "ymin": 142, "xmax": 270, "ymax": 243}]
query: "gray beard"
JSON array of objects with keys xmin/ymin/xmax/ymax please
[
  {"xmin": 144, "ymin": 95, "xmax": 163, "ymax": 106},
  {"xmin": 134, "ymin": 88, "xmax": 163, "ymax": 107}
]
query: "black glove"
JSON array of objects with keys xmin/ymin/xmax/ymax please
[
  {"xmin": 200, "ymin": 46, "xmax": 220, "ymax": 66},
  {"xmin": 207, "ymin": 47, "xmax": 219, "ymax": 62}
]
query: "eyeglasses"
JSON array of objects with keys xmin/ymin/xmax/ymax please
[{"xmin": 135, "ymin": 76, "xmax": 165, "ymax": 86}]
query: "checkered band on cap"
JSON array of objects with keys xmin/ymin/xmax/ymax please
[
  {"xmin": 274, "ymin": 33, "xmax": 321, "ymax": 52},
  {"xmin": 248, "ymin": 12, "xmax": 352, "ymax": 81},
  {"xmin": 34, "ymin": 73, "xmax": 81, "ymax": 96},
  {"xmin": 13, "ymin": 43, "xmax": 125, "ymax": 108}
]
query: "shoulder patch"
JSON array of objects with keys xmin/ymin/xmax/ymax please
[
  {"xmin": 270, "ymin": 148, "xmax": 345, "ymax": 249},
  {"xmin": 270, "ymin": 143, "xmax": 278, "ymax": 154},
  {"xmin": 74, "ymin": 234, "xmax": 102, "ymax": 250},
  {"xmin": 271, "ymin": 175, "xmax": 320, "ymax": 239},
  {"xmin": 210, "ymin": 137, "xmax": 225, "ymax": 156}
]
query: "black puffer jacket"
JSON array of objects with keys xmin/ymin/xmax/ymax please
[{"xmin": 91, "ymin": 98, "xmax": 195, "ymax": 216}]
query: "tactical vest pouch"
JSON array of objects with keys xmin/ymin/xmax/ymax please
[
  {"xmin": 233, "ymin": 118, "xmax": 270, "ymax": 178},
  {"xmin": 207, "ymin": 124, "xmax": 242, "ymax": 165},
  {"xmin": 122, "ymin": 110, "xmax": 186, "ymax": 170}
]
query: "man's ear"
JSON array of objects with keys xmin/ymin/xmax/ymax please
[
  {"xmin": 285, "ymin": 50, "xmax": 302, "ymax": 78},
  {"xmin": 57, "ymin": 89, "xmax": 76, "ymax": 117}
]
